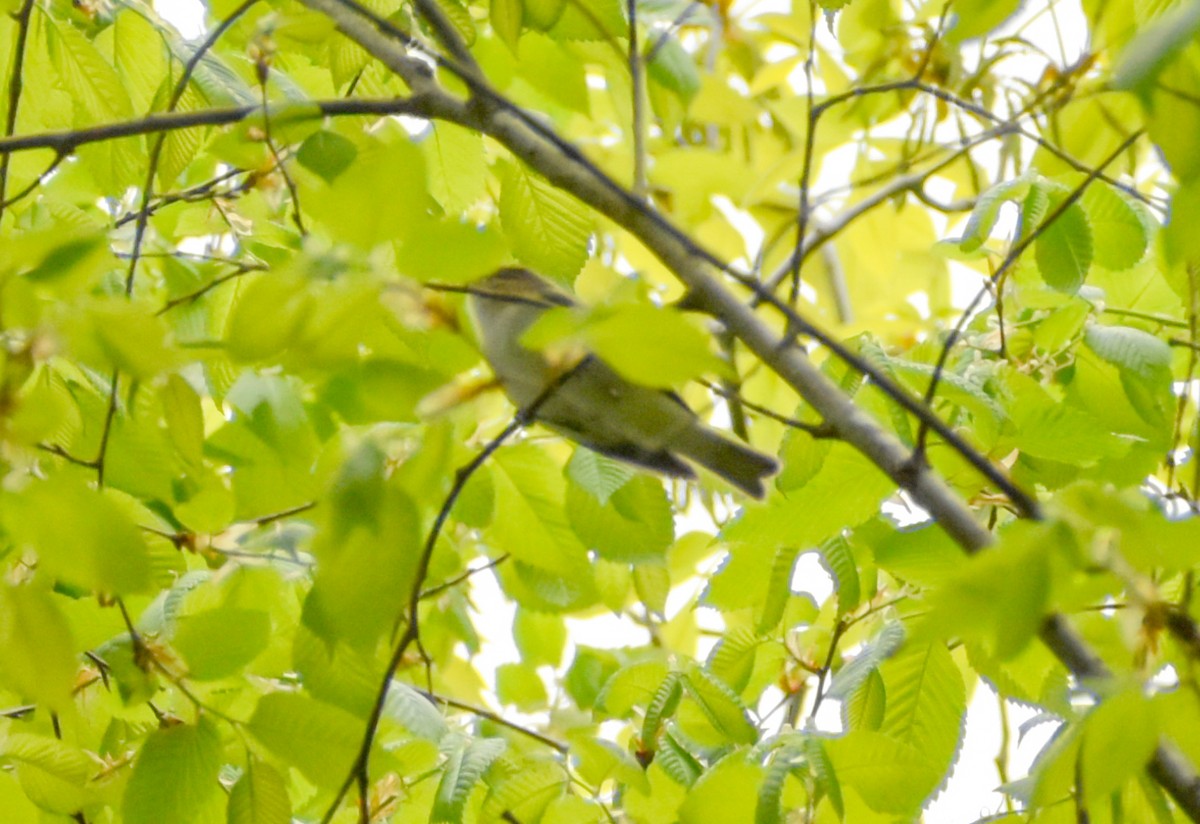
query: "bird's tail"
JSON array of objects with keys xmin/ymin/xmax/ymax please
[{"xmin": 677, "ymin": 425, "xmax": 778, "ymax": 498}]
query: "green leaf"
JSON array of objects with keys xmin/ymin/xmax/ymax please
[
  {"xmin": 1084, "ymin": 324, "xmax": 1173, "ymax": 380},
  {"xmin": 1112, "ymin": 2, "xmax": 1200, "ymax": 93},
  {"xmin": 0, "ymin": 734, "xmax": 95, "ymax": 815},
  {"xmin": 499, "ymin": 161, "xmax": 592, "ymax": 279},
  {"xmin": 657, "ymin": 732, "xmax": 704, "ymax": 787},
  {"xmin": 6, "ymin": 477, "xmax": 153, "ymax": 595},
  {"xmin": 156, "ymin": 86, "xmax": 209, "ymax": 187},
  {"xmin": 45, "ymin": 13, "xmax": 135, "ymax": 124},
  {"xmin": 718, "ymin": 447, "xmax": 895, "ymax": 609},
  {"xmin": 423, "ymin": 122, "xmax": 487, "ymax": 213},
  {"xmin": 581, "ymin": 303, "xmax": 726, "ymax": 387},
  {"xmin": 1030, "ymin": 721, "xmax": 1083, "ymax": 807},
  {"xmin": 843, "ymin": 669, "xmax": 886, "ymax": 732},
  {"xmin": 634, "ymin": 562, "xmax": 670, "ymax": 614},
  {"xmin": 305, "ymin": 133, "xmax": 427, "ymax": 249},
  {"xmin": 566, "ymin": 646, "xmax": 621, "ymax": 710},
  {"xmin": 827, "ymin": 621, "xmax": 905, "ymax": 702},
  {"xmin": 821, "ymin": 535, "xmax": 860, "ymax": 616},
  {"xmin": 1145, "ymin": 53, "xmax": 1200, "ymax": 184},
  {"xmin": 923, "ymin": 521, "xmax": 1057, "ymax": 659},
  {"xmin": 568, "ymin": 474, "xmax": 674, "ymax": 563},
  {"xmin": 385, "ymin": 682, "xmax": 450, "ymax": 742},
  {"xmin": 488, "ymin": 444, "xmax": 590, "ymax": 575},
  {"xmin": 1005, "ymin": 371, "xmax": 1130, "ymax": 466},
  {"xmin": 598, "ymin": 660, "xmax": 669, "ymax": 715},
  {"xmin": 502, "ymin": 557, "xmax": 599, "ymax": 612},
  {"xmin": 1035, "ymin": 198, "xmax": 1093, "ymax": 293},
  {"xmin": 305, "ymin": 472, "xmax": 421, "ymax": 648},
  {"xmin": 433, "ymin": 737, "xmax": 507, "ymax": 822},
  {"xmin": 516, "ymin": 33, "xmax": 590, "ymax": 114},
  {"xmin": 247, "ymin": 694, "xmax": 362, "ymax": 787},
  {"xmin": 114, "ymin": 8, "xmax": 169, "ymax": 112},
  {"xmin": 296, "ymin": 130, "xmax": 358, "ymax": 183},
  {"xmin": 642, "ymin": 671, "xmax": 684, "ymax": 746},
  {"xmin": 572, "ymin": 737, "xmax": 649, "ymax": 793},
  {"xmin": 173, "ymin": 607, "xmax": 270, "ymax": 680},
  {"xmin": 0, "ymin": 585, "xmax": 76, "ymax": 712},
  {"xmin": 1081, "ymin": 688, "xmax": 1159, "ymax": 803},
  {"xmin": 647, "ymin": 37, "xmax": 701, "ymax": 103},
  {"xmin": 75, "ymin": 299, "xmax": 179, "ymax": 378},
  {"xmin": 497, "ymin": 661, "xmax": 549, "ymax": 709},
  {"xmin": 756, "ymin": 546, "xmax": 800, "ymax": 632},
  {"xmin": 874, "ymin": 524, "xmax": 967, "ymax": 589},
  {"xmin": 706, "ymin": 626, "xmax": 764, "ymax": 694},
  {"xmin": 123, "ymin": 719, "xmax": 224, "ymax": 824},
  {"xmin": 1081, "ymin": 183, "xmax": 1149, "ymax": 270},
  {"xmin": 725, "ymin": 445, "xmax": 895, "ymax": 548},
  {"xmin": 956, "ymin": 175, "xmax": 1031, "ymax": 252},
  {"xmin": 684, "ymin": 667, "xmax": 758, "ymax": 745},
  {"xmin": 161, "ymin": 374, "xmax": 205, "ymax": 468},
  {"xmin": 755, "ymin": 741, "xmax": 809, "ymax": 824},
  {"xmin": 678, "ymin": 754, "xmax": 763, "ymax": 824},
  {"xmin": 434, "ymin": 0, "xmax": 477, "ymax": 47},
  {"xmin": 878, "ymin": 643, "xmax": 966, "ymax": 775},
  {"xmin": 945, "ymin": 0, "xmax": 1024, "ymax": 42},
  {"xmin": 825, "ymin": 730, "xmax": 942, "ymax": 815},
  {"xmin": 805, "ymin": 736, "xmax": 844, "ymax": 819},
  {"xmin": 227, "ymin": 759, "xmax": 291, "ymax": 824},
  {"xmin": 566, "ymin": 448, "xmax": 634, "ymax": 504},
  {"xmin": 524, "ymin": 0, "xmax": 567, "ymax": 30},
  {"xmin": 492, "ymin": 0, "xmax": 523, "ymax": 51},
  {"xmin": 224, "ymin": 270, "xmax": 312, "ymax": 362},
  {"xmin": 548, "ymin": 0, "xmax": 627, "ymax": 40},
  {"xmin": 481, "ymin": 758, "xmax": 566, "ymax": 820},
  {"xmin": 396, "ymin": 216, "xmax": 508, "ymax": 283},
  {"xmin": 1020, "ymin": 178, "xmax": 1050, "ymax": 237},
  {"xmin": 514, "ymin": 609, "xmax": 567, "ymax": 667}
]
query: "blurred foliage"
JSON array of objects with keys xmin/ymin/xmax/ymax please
[{"xmin": 0, "ymin": 0, "xmax": 1196, "ymax": 821}]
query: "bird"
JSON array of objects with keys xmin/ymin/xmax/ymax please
[{"xmin": 467, "ymin": 267, "xmax": 778, "ymax": 498}]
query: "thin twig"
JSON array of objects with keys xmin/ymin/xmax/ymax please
[
  {"xmin": 913, "ymin": 130, "xmax": 1142, "ymax": 462},
  {"xmin": 627, "ymin": 0, "xmax": 647, "ymax": 197},
  {"xmin": 420, "ymin": 554, "xmax": 510, "ymax": 600},
  {"xmin": 0, "ymin": 0, "xmax": 36, "ymax": 220},
  {"xmin": 789, "ymin": 0, "xmax": 819, "ymax": 305},
  {"xmin": 95, "ymin": 370, "xmax": 120, "ymax": 488},
  {"xmin": 698, "ymin": 378, "xmax": 833, "ymax": 437},
  {"xmin": 417, "ymin": 689, "xmax": 568, "ymax": 754},
  {"xmin": 322, "ymin": 362, "xmax": 590, "ymax": 822},
  {"xmin": 156, "ymin": 264, "xmax": 265, "ymax": 315},
  {"xmin": 0, "ymin": 151, "xmax": 65, "ymax": 211},
  {"xmin": 258, "ymin": 77, "xmax": 307, "ymax": 235},
  {"xmin": 125, "ymin": 0, "xmax": 261, "ymax": 297},
  {"xmin": 0, "ymin": 98, "xmax": 432, "ymax": 158}
]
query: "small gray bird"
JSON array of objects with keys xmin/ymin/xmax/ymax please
[{"xmin": 467, "ymin": 267, "xmax": 778, "ymax": 498}]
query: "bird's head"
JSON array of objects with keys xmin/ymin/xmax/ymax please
[{"xmin": 472, "ymin": 268, "xmax": 575, "ymax": 308}]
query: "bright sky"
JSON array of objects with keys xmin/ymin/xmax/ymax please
[{"xmin": 150, "ymin": 1, "xmax": 1093, "ymax": 820}]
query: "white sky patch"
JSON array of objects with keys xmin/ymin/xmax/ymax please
[{"xmin": 155, "ymin": 0, "xmax": 206, "ymax": 38}]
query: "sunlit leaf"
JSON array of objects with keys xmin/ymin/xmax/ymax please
[
  {"xmin": 123, "ymin": 719, "xmax": 223, "ymax": 824},
  {"xmin": 247, "ymin": 694, "xmax": 361, "ymax": 787}
]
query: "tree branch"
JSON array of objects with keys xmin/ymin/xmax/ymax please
[
  {"xmin": 0, "ymin": 98, "xmax": 434, "ymax": 158},
  {"xmin": 297, "ymin": 1, "xmax": 1200, "ymax": 815}
]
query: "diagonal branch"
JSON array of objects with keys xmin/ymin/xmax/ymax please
[{"xmin": 298, "ymin": 0, "xmax": 1200, "ymax": 816}]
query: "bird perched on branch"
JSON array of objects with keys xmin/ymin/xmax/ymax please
[{"xmin": 467, "ymin": 267, "xmax": 778, "ymax": 498}]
